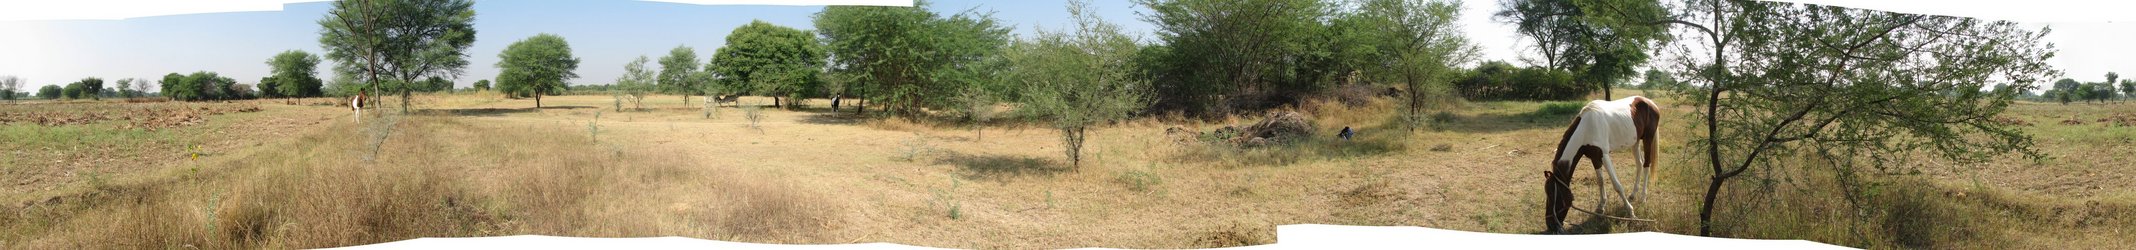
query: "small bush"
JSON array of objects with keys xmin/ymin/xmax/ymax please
[
  {"xmin": 1114, "ymin": 168, "xmax": 1163, "ymax": 192},
  {"xmin": 741, "ymin": 105, "xmax": 764, "ymax": 131}
]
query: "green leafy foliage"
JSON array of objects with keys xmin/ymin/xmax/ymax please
[
  {"xmin": 615, "ymin": 55, "xmax": 656, "ymax": 110},
  {"xmin": 265, "ymin": 50, "xmax": 326, "ymax": 98},
  {"xmin": 37, "ymin": 85, "xmax": 61, "ymax": 100},
  {"xmin": 1496, "ymin": 0, "xmax": 1670, "ymax": 99},
  {"xmin": 318, "ymin": 0, "xmax": 477, "ymax": 112},
  {"xmin": 1137, "ymin": 0, "xmax": 1332, "ymax": 115},
  {"xmin": 1666, "ymin": 0, "xmax": 2057, "ymax": 235},
  {"xmin": 709, "ymin": 20, "xmax": 826, "ymax": 108},
  {"xmin": 659, "ymin": 45, "xmax": 702, "ymax": 100},
  {"xmin": 814, "ymin": 0, "xmax": 1011, "ymax": 116},
  {"xmin": 494, "ymin": 33, "xmax": 581, "ymax": 108},
  {"xmin": 1454, "ymin": 61, "xmax": 1586, "ymax": 100},
  {"xmin": 1011, "ymin": 0, "xmax": 1151, "ymax": 169}
]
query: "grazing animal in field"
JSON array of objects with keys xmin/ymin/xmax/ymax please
[
  {"xmin": 713, "ymin": 94, "xmax": 742, "ymax": 107},
  {"xmin": 831, "ymin": 95, "xmax": 843, "ymax": 111},
  {"xmin": 351, "ymin": 90, "xmax": 367, "ymax": 122},
  {"xmin": 1339, "ymin": 126, "xmax": 1355, "ymax": 141},
  {"xmin": 1543, "ymin": 96, "xmax": 1660, "ymax": 233}
]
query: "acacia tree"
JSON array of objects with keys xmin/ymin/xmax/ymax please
[
  {"xmin": 473, "ymin": 79, "xmax": 490, "ymax": 90},
  {"xmin": 1659, "ymin": 0, "xmax": 2056, "ymax": 236},
  {"xmin": 1351, "ymin": 0, "xmax": 1479, "ymax": 130},
  {"xmin": 318, "ymin": 0, "xmax": 477, "ymax": 112},
  {"xmin": 494, "ymin": 33, "xmax": 580, "ymax": 108},
  {"xmin": 1, "ymin": 76, "xmax": 21, "ymax": 103},
  {"xmin": 710, "ymin": 20, "xmax": 826, "ymax": 109},
  {"xmin": 1497, "ymin": 0, "xmax": 1670, "ymax": 100},
  {"xmin": 1014, "ymin": 0, "xmax": 1151, "ymax": 169},
  {"xmin": 659, "ymin": 45, "xmax": 700, "ymax": 105},
  {"xmin": 615, "ymin": 55, "xmax": 656, "ymax": 111},
  {"xmin": 815, "ymin": 0, "xmax": 1011, "ymax": 116}
]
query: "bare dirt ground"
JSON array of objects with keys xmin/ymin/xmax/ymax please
[{"xmin": 4, "ymin": 92, "xmax": 2132, "ymax": 249}]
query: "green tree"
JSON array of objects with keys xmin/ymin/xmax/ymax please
[
  {"xmin": 1659, "ymin": 0, "xmax": 2055, "ymax": 236},
  {"xmin": 161, "ymin": 73, "xmax": 194, "ymax": 101},
  {"xmin": 62, "ymin": 82, "xmax": 83, "ymax": 99},
  {"xmin": 259, "ymin": 76, "xmax": 283, "ymax": 98},
  {"xmin": 658, "ymin": 45, "xmax": 701, "ymax": 105},
  {"xmin": 319, "ymin": 0, "xmax": 477, "ymax": 112},
  {"xmin": 114, "ymin": 78, "xmax": 135, "ymax": 98},
  {"xmin": 1351, "ymin": 0, "xmax": 1479, "ymax": 130},
  {"xmin": 267, "ymin": 50, "xmax": 325, "ymax": 98},
  {"xmin": 494, "ymin": 33, "xmax": 580, "ymax": 108},
  {"xmin": 0, "ymin": 76, "xmax": 20, "ymax": 103},
  {"xmin": 77, "ymin": 77, "xmax": 104, "ymax": 100},
  {"xmin": 38, "ymin": 85, "xmax": 62, "ymax": 100},
  {"xmin": 815, "ymin": 0, "xmax": 1011, "ymax": 115},
  {"xmin": 1013, "ymin": 0, "xmax": 1150, "ymax": 169},
  {"xmin": 615, "ymin": 55, "xmax": 656, "ymax": 111},
  {"xmin": 711, "ymin": 20, "xmax": 826, "ymax": 108},
  {"xmin": 1137, "ymin": 0, "xmax": 1331, "ymax": 115},
  {"xmin": 473, "ymin": 79, "xmax": 491, "ymax": 91},
  {"xmin": 2121, "ymin": 79, "xmax": 2135, "ymax": 102},
  {"xmin": 1497, "ymin": 0, "xmax": 1670, "ymax": 100}
]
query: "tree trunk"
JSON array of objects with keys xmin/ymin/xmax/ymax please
[
  {"xmin": 536, "ymin": 94, "xmax": 543, "ymax": 108},
  {"xmin": 774, "ymin": 96, "xmax": 783, "ymax": 109},
  {"xmin": 1699, "ymin": 175, "xmax": 1727, "ymax": 236},
  {"xmin": 681, "ymin": 95, "xmax": 690, "ymax": 107},
  {"xmin": 401, "ymin": 86, "xmax": 411, "ymax": 113}
]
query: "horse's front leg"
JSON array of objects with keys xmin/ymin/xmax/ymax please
[{"xmin": 1601, "ymin": 155, "xmax": 1637, "ymax": 218}]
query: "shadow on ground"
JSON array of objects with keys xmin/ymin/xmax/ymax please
[{"xmin": 937, "ymin": 151, "xmax": 1068, "ymax": 182}]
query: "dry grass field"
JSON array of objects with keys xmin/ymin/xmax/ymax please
[{"xmin": 3, "ymin": 91, "xmax": 2132, "ymax": 249}]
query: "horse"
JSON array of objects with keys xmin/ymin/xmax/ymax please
[
  {"xmin": 351, "ymin": 90, "xmax": 367, "ymax": 122},
  {"xmin": 1543, "ymin": 96, "xmax": 1660, "ymax": 233},
  {"xmin": 712, "ymin": 94, "xmax": 741, "ymax": 107}
]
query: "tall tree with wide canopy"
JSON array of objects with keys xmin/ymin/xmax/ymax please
[
  {"xmin": 318, "ymin": 0, "xmax": 477, "ymax": 112},
  {"xmin": 494, "ymin": 33, "xmax": 580, "ymax": 108},
  {"xmin": 658, "ymin": 45, "xmax": 701, "ymax": 105},
  {"xmin": 711, "ymin": 20, "xmax": 826, "ymax": 108},
  {"xmin": 1657, "ymin": 0, "xmax": 2056, "ymax": 236},
  {"xmin": 266, "ymin": 50, "xmax": 325, "ymax": 98},
  {"xmin": 814, "ymin": 0, "xmax": 1011, "ymax": 116},
  {"xmin": 1496, "ymin": 0, "xmax": 1669, "ymax": 99}
]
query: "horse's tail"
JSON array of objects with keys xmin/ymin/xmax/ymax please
[{"xmin": 1631, "ymin": 96, "xmax": 1660, "ymax": 188}]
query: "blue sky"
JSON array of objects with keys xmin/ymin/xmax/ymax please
[
  {"xmin": 2, "ymin": 0, "xmax": 2130, "ymax": 93},
  {"xmin": 0, "ymin": 0, "xmax": 1179, "ymax": 91}
]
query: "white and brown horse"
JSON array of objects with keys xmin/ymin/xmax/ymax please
[
  {"xmin": 351, "ymin": 90, "xmax": 368, "ymax": 121},
  {"xmin": 1544, "ymin": 96, "xmax": 1660, "ymax": 232}
]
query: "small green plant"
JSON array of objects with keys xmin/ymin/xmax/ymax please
[
  {"xmin": 588, "ymin": 111, "xmax": 602, "ymax": 142},
  {"xmin": 895, "ymin": 133, "xmax": 932, "ymax": 162},
  {"xmin": 930, "ymin": 178, "xmax": 962, "ymax": 220},
  {"xmin": 1115, "ymin": 168, "xmax": 1162, "ymax": 192},
  {"xmin": 1532, "ymin": 101, "xmax": 1584, "ymax": 119}
]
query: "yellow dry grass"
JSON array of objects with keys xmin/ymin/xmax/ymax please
[{"xmin": 2, "ymin": 90, "xmax": 2131, "ymax": 249}]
